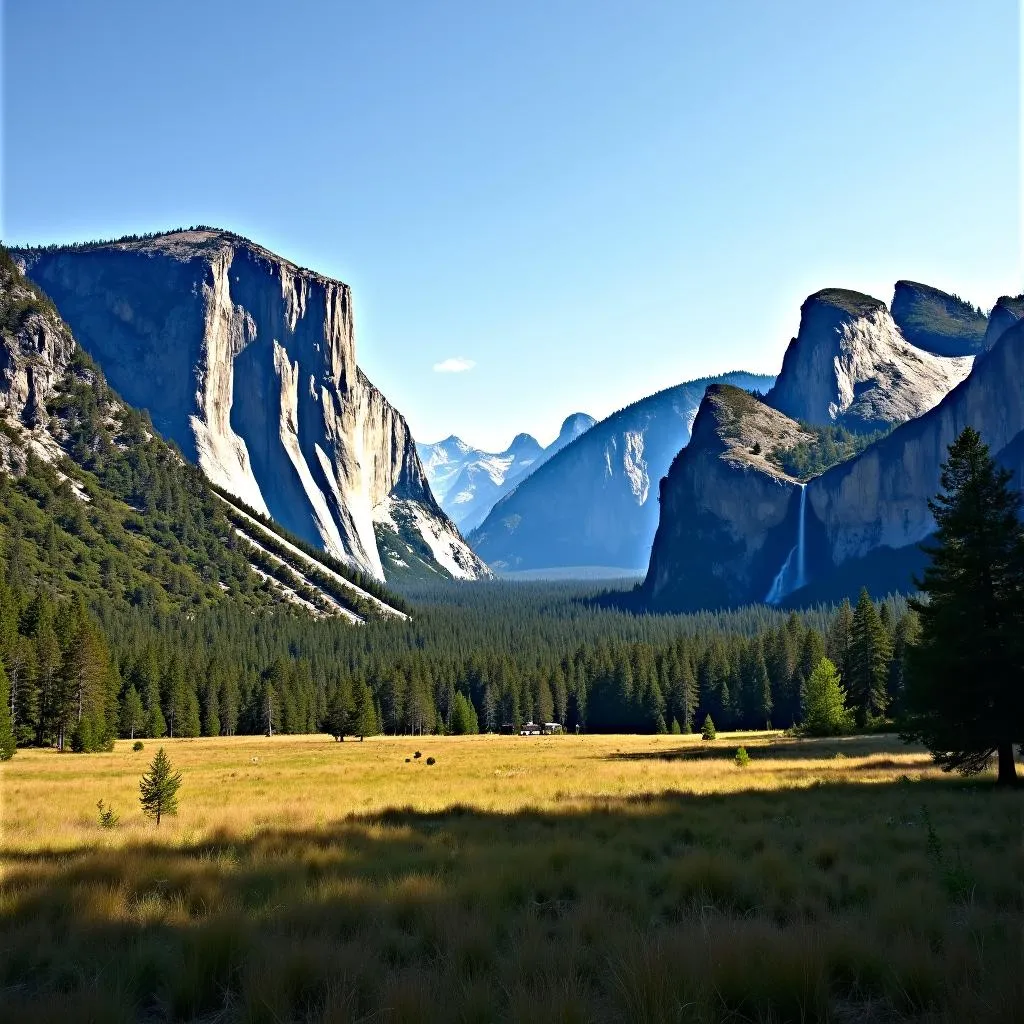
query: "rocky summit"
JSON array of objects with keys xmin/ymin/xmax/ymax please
[
  {"xmin": 765, "ymin": 288, "xmax": 974, "ymax": 432},
  {"xmin": 17, "ymin": 229, "xmax": 490, "ymax": 583}
]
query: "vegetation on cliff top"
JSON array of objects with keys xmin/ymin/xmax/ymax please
[{"xmin": 769, "ymin": 421, "xmax": 892, "ymax": 481}]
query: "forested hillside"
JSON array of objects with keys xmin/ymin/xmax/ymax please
[{"xmin": 0, "ymin": 248, "xmax": 404, "ymax": 751}]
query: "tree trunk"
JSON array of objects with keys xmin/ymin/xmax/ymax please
[{"xmin": 997, "ymin": 742, "xmax": 1018, "ymax": 786}]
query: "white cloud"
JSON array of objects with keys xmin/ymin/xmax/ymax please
[{"xmin": 433, "ymin": 356, "xmax": 476, "ymax": 373}]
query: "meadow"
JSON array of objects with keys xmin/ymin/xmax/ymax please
[{"xmin": 2, "ymin": 732, "xmax": 1021, "ymax": 1022}]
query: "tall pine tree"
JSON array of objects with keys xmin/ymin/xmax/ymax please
[{"xmin": 903, "ymin": 428, "xmax": 1024, "ymax": 785}]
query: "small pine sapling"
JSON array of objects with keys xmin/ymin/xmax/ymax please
[
  {"xmin": 139, "ymin": 747, "xmax": 182, "ymax": 826},
  {"xmin": 96, "ymin": 799, "xmax": 119, "ymax": 829},
  {"xmin": 734, "ymin": 746, "xmax": 750, "ymax": 768},
  {"xmin": 701, "ymin": 714, "xmax": 717, "ymax": 742}
]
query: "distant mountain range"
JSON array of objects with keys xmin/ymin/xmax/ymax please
[
  {"xmin": 418, "ymin": 413, "xmax": 595, "ymax": 533},
  {"xmin": 468, "ymin": 372, "xmax": 775, "ymax": 573}
]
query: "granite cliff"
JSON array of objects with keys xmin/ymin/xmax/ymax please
[
  {"xmin": 644, "ymin": 303, "xmax": 1024, "ymax": 612},
  {"xmin": 765, "ymin": 288, "xmax": 974, "ymax": 431},
  {"xmin": 17, "ymin": 230, "xmax": 489, "ymax": 582}
]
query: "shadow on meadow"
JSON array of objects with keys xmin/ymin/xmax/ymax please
[
  {"xmin": 599, "ymin": 734, "xmax": 921, "ymax": 764},
  {"xmin": 2, "ymin": 774, "xmax": 1022, "ymax": 1023}
]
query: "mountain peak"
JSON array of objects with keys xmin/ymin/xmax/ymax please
[
  {"xmin": 506, "ymin": 432, "xmax": 543, "ymax": 455},
  {"xmin": 555, "ymin": 412, "xmax": 596, "ymax": 446}
]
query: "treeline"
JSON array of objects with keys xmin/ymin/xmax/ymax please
[
  {"xmin": 1, "ymin": 569, "xmax": 917, "ymax": 753},
  {"xmin": 9, "ymin": 225, "xmax": 222, "ymax": 254}
]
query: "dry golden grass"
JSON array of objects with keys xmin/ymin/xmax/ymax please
[{"xmin": 2, "ymin": 733, "xmax": 1022, "ymax": 1022}]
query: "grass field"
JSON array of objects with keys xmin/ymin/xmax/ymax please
[{"xmin": 2, "ymin": 732, "xmax": 1022, "ymax": 1022}]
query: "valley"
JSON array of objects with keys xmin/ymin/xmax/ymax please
[{"xmin": 4, "ymin": 8, "xmax": 1021, "ymax": 1024}]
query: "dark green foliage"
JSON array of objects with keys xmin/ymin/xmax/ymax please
[
  {"xmin": 0, "ymin": 663, "xmax": 15, "ymax": 760},
  {"xmin": 771, "ymin": 423, "xmax": 892, "ymax": 481},
  {"xmin": 132, "ymin": 740, "xmax": 144, "ymax": 752},
  {"xmin": 848, "ymin": 588, "xmax": 892, "ymax": 725},
  {"xmin": 800, "ymin": 657, "xmax": 853, "ymax": 736},
  {"xmin": 139, "ymin": 747, "xmax": 181, "ymax": 825},
  {"xmin": 701, "ymin": 714, "xmax": 716, "ymax": 741},
  {"xmin": 903, "ymin": 428, "xmax": 1024, "ymax": 785}
]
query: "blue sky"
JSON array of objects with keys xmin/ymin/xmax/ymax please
[{"xmin": 3, "ymin": 1, "xmax": 1021, "ymax": 451}]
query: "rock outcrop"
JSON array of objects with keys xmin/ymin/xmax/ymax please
[
  {"xmin": 642, "ymin": 386, "xmax": 814, "ymax": 610},
  {"xmin": 469, "ymin": 372, "xmax": 774, "ymax": 574},
  {"xmin": 643, "ymin": 318, "xmax": 1024, "ymax": 611},
  {"xmin": 418, "ymin": 413, "xmax": 595, "ymax": 533},
  {"xmin": 890, "ymin": 280, "xmax": 988, "ymax": 356},
  {"xmin": 765, "ymin": 288, "xmax": 973, "ymax": 431},
  {"xmin": 984, "ymin": 294, "xmax": 1024, "ymax": 351},
  {"xmin": 0, "ymin": 277, "xmax": 73, "ymax": 430},
  {"xmin": 17, "ymin": 229, "xmax": 489, "ymax": 582}
]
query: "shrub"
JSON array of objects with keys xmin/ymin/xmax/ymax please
[
  {"xmin": 426, "ymin": 756, "xmax": 436, "ymax": 766},
  {"xmin": 132, "ymin": 740, "xmax": 145, "ymax": 752},
  {"xmin": 96, "ymin": 799, "xmax": 119, "ymax": 829},
  {"xmin": 734, "ymin": 746, "xmax": 750, "ymax": 768},
  {"xmin": 701, "ymin": 715, "xmax": 717, "ymax": 741},
  {"xmin": 413, "ymin": 751, "xmax": 422, "ymax": 759}
]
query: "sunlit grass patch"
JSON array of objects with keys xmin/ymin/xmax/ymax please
[{"xmin": 2, "ymin": 732, "xmax": 1021, "ymax": 1021}]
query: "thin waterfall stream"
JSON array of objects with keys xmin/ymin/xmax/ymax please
[{"xmin": 765, "ymin": 483, "xmax": 807, "ymax": 604}]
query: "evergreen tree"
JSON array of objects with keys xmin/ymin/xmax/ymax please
[
  {"xmin": 31, "ymin": 598, "xmax": 61, "ymax": 747},
  {"xmin": 848, "ymin": 589, "xmax": 892, "ymax": 725},
  {"xmin": 450, "ymin": 691, "xmax": 479, "ymax": 734},
  {"xmin": 325, "ymin": 679, "xmax": 354, "ymax": 740},
  {"xmin": 800, "ymin": 657, "xmax": 852, "ymax": 736},
  {"xmin": 903, "ymin": 427, "xmax": 1024, "ymax": 785},
  {"xmin": 701, "ymin": 713, "xmax": 716, "ymax": 741},
  {"xmin": 202, "ymin": 680, "xmax": 221, "ymax": 737},
  {"xmin": 121, "ymin": 684, "xmax": 145, "ymax": 740},
  {"xmin": 139, "ymin": 746, "xmax": 182, "ymax": 825},
  {"xmin": 351, "ymin": 680, "xmax": 379, "ymax": 738},
  {"xmin": 826, "ymin": 599, "xmax": 854, "ymax": 680},
  {"xmin": 144, "ymin": 673, "xmax": 167, "ymax": 738},
  {"xmin": 0, "ymin": 663, "xmax": 16, "ymax": 760}
]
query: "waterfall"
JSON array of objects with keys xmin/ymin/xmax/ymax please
[{"xmin": 765, "ymin": 483, "xmax": 807, "ymax": 605}]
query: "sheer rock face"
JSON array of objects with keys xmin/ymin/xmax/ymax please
[
  {"xmin": 765, "ymin": 289, "xmax": 974, "ymax": 432},
  {"xmin": 641, "ymin": 386, "xmax": 812, "ymax": 611},
  {"xmin": 18, "ymin": 230, "xmax": 489, "ymax": 581},
  {"xmin": 808, "ymin": 320, "xmax": 1024, "ymax": 565},
  {"xmin": 890, "ymin": 280, "xmax": 988, "ymax": 356},
  {"xmin": 643, "ymin": 322, "xmax": 1024, "ymax": 610}
]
